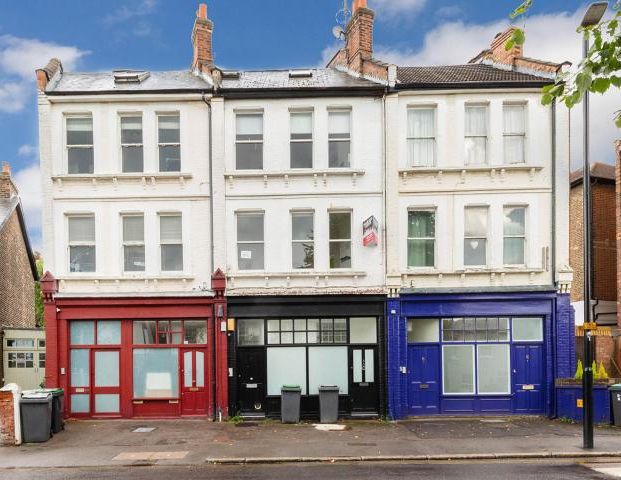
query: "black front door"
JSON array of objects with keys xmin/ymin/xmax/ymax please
[
  {"xmin": 349, "ymin": 347, "xmax": 378, "ymax": 414},
  {"xmin": 237, "ymin": 348, "xmax": 266, "ymax": 415}
]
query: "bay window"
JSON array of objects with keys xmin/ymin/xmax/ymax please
[
  {"xmin": 328, "ymin": 110, "xmax": 351, "ymax": 168},
  {"xmin": 464, "ymin": 206, "xmax": 488, "ymax": 267},
  {"xmin": 407, "ymin": 107, "xmax": 436, "ymax": 167},
  {"xmin": 503, "ymin": 206, "xmax": 526, "ymax": 265},
  {"xmin": 68, "ymin": 215, "xmax": 96, "ymax": 273},
  {"xmin": 407, "ymin": 210, "xmax": 435, "ymax": 267},
  {"xmin": 159, "ymin": 214, "xmax": 183, "ymax": 272},
  {"xmin": 464, "ymin": 105, "xmax": 488, "ymax": 165},
  {"xmin": 158, "ymin": 115, "xmax": 181, "ymax": 172},
  {"xmin": 329, "ymin": 211, "xmax": 352, "ymax": 269},
  {"xmin": 236, "ymin": 113, "xmax": 263, "ymax": 170},
  {"xmin": 290, "ymin": 111, "xmax": 313, "ymax": 168},
  {"xmin": 292, "ymin": 211, "xmax": 314, "ymax": 269},
  {"xmin": 122, "ymin": 215, "xmax": 145, "ymax": 272},
  {"xmin": 503, "ymin": 104, "xmax": 526, "ymax": 164},
  {"xmin": 120, "ymin": 116, "xmax": 143, "ymax": 173},
  {"xmin": 237, "ymin": 212, "xmax": 264, "ymax": 270},
  {"xmin": 66, "ymin": 116, "xmax": 94, "ymax": 174}
]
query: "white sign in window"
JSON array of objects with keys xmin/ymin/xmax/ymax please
[{"xmin": 237, "ymin": 213, "xmax": 264, "ymax": 270}]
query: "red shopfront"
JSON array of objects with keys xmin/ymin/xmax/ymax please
[{"xmin": 41, "ymin": 270, "xmax": 229, "ymax": 419}]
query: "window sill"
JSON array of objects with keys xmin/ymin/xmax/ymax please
[
  {"xmin": 402, "ymin": 267, "xmax": 545, "ymax": 277},
  {"xmin": 230, "ymin": 270, "xmax": 367, "ymax": 279},
  {"xmin": 51, "ymin": 172, "xmax": 193, "ymax": 186},
  {"xmin": 225, "ymin": 169, "xmax": 365, "ymax": 187},
  {"xmin": 399, "ymin": 164, "xmax": 543, "ymax": 182},
  {"xmin": 57, "ymin": 274, "xmax": 195, "ymax": 282}
]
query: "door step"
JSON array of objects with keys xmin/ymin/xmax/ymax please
[
  {"xmin": 349, "ymin": 412, "xmax": 379, "ymax": 419},
  {"xmin": 240, "ymin": 412, "xmax": 266, "ymax": 420}
]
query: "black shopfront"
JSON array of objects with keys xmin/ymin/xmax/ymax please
[{"xmin": 228, "ymin": 295, "xmax": 386, "ymax": 419}]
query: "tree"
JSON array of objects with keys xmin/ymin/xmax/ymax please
[
  {"xmin": 509, "ymin": 0, "xmax": 621, "ymax": 127},
  {"xmin": 34, "ymin": 253, "xmax": 44, "ymax": 327}
]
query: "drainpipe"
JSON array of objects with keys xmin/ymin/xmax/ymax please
[{"xmin": 550, "ymin": 101, "xmax": 558, "ymax": 417}]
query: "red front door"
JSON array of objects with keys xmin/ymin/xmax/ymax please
[{"xmin": 181, "ymin": 349, "xmax": 207, "ymax": 415}]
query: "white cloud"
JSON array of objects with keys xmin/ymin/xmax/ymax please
[
  {"xmin": 372, "ymin": 0, "xmax": 427, "ymax": 19},
  {"xmin": 102, "ymin": 0, "xmax": 157, "ymax": 36},
  {"xmin": 18, "ymin": 144, "xmax": 37, "ymax": 157},
  {"xmin": 435, "ymin": 5, "xmax": 463, "ymax": 20},
  {"xmin": 13, "ymin": 162, "xmax": 42, "ymax": 250},
  {"xmin": 372, "ymin": 7, "xmax": 620, "ymax": 166},
  {"xmin": 0, "ymin": 35, "xmax": 88, "ymax": 113}
]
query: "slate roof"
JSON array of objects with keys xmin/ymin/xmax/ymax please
[
  {"xmin": 47, "ymin": 70, "xmax": 211, "ymax": 94},
  {"xmin": 397, "ymin": 64, "xmax": 553, "ymax": 88}
]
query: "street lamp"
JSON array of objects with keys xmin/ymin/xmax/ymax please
[{"xmin": 580, "ymin": 1, "xmax": 608, "ymax": 451}]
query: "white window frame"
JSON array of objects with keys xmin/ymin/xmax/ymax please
[
  {"xmin": 463, "ymin": 206, "xmax": 489, "ymax": 267},
  {"xmin": 328, "ymin": 109, "xmax": 352, "ymax": 168},
  {"xmin": 503, "ymin": 205, "xmax": 527, "ymax": 266},
  {"xmin": 158, "ymin": 213, "xmax": 184, "ymax": 273},
  {"xmin": 407, "ymin": 106, "xmax": 436, "ymax": 167},
  {"xmin": 65, "ymin": 114, "xmax": 94, "ymax": 174},
  {"xmin": 291, "ymin": 210, "xmax": 315, "ymax": 270},
  {"xmin": 407, "ymin": 208, "xmax": 436, "ymax": 268},
  {"xmin": 157, "ymin": 113, "xmax": 181, "ymax": 172},
  {"xmin": 442, "ymin": 344, "xmax": 476, "ymax": 396},
  {"xmin": 235, "ymin": 111, "xmax": 264, "ymax": 170},
  {"xmin": 121, "ymin": 213, "xmax": 145, "ymax": 273},
  {"xmin": 464, "ymin": 104, "xmax": 488, "ymax": 166},
  {"xmin": 289, "ymin": 109, "xmax": 314, "ymax": 169},
  {"xmin": 236, "ymin": 211, "xmax": 265, "ymax": 271},
  {"xmin": 328, "ymin": 210, "xmax": 352, "ymax": 270},
  {"xmin": 503, "ymin": 103, "xmax": 527, "ymax": 165},
  {"xmin": 120, "ymin": 114, "xmax": 144, "ymax": 173},
  {"xmin": 67, "ymin": 214, "xmax": 96, "ymax": 274}
]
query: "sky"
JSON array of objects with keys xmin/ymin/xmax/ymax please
[{"xmin": 0, "ymin": 0, "xmax": 619, "ymax": 252}]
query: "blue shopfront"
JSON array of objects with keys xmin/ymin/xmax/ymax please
[{"xmin": 387, "ymin": 287, "xmax": 575, "ymax": 419}]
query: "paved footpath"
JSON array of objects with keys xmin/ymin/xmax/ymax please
[{"xmin": 1, "ymin": 417, "xmax": 621, "ymax": 469}]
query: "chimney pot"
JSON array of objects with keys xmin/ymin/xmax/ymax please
[
  {"xmin": 2, "ymin": 162, "xmax": 10, "ymax": 175},
  {"xmin": 197, "ymin": 3, "xmax": 207, "ymax": 20}
]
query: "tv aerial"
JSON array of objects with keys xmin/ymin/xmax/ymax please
[{"xmin": 333, "ymin": 0, "xmax": 350, "ymax": 40}]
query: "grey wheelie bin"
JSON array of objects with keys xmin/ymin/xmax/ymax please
[
  {"xmin": 281, "ymin": 385, "xmax": 302, "ymax": 423},
  {"xmin": 38, "ymin": 388, "xmax": 64, "ymax": 433},
  {"xmin": 20, "ymin": 392, "xmax": 53, "ymax": 443},
  {"xmin": 318, "ymin": 385, "xmax": 339, "ymax": 423},
  {"xmin": 610, "ymin": 384, "xmax": 621, "ymax": 426}
]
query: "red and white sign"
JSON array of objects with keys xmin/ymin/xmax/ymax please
[{"xmin": 363, "ymin": 216, "xmax": 379, "ymax": 247}]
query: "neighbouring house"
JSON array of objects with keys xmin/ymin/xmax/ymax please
[
  {"xmin": 37, "ymin": 0, "xmax": 577, "ymax": 421},
  {"xmin": 570, "ymin": 163, "xmax": 617, "ymax": 376},
  {"xmin": 0, "ymin": 163, "xmax": 39, "ymax": 388}
]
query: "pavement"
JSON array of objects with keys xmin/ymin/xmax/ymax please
[{"xmin": 1, "ymin": 417, "xmax": 621, "ymax": 469}]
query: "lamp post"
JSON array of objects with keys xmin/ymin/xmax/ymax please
[{"xmin": 579, "ymin": 1, "xmax": 608, "ymax": 450}]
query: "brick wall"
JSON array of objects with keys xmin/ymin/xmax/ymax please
[
  {"xmin": 0, "ymin": 211, "xmax": 35, "ymax": 330},
  {"xmin": 569, "ymin": 181, "xmax": 617, "ymax": 302},
  {"xmin": 0, "ymin": 390, "xmax": 15, "ymax": 446}
]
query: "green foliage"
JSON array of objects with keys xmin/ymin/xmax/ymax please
[
  {"xmin": 34, "ymin": 255, "xmax": 44, "ymax": 328},
  {"xmin": 510, "ymin": 0, "xmax": 533, "ymax": 20},
  {"xmin": 574, "ymin": 359, "xmax": 584, "ymax": 380},
  {"xmin": 505, "ymin": 28, "xmax": 526, "ymax": 51}
]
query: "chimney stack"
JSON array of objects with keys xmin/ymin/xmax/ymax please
[
  {"xmin": 35, "ymin": 58, "xmax": 63, "ymax": 92},
  {"xmin": 345, "ymin": 0, "xmax": 374, "ymax": 69},
  {"xmin": 192, "ymin": 3, "xmax": 214, "ymax": 72},
  {"xmin": 0, "ymin": 162, "xmax": 18, "ymax": 199}
]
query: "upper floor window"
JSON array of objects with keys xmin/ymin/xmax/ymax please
[
  {"xmin": 68, "ymin": 215, "xmax": 96, "ymax": 273},
  {"xmin": 237, "ymin": 212, "xmax": 264, "ymax": 270},
  {"xmin": 159, "ymin": 214, "xmax": 183, "ymax": 272},
  {"xmin": 503, "ymin": 104, "xmax": 526, "ymax": 164},
  {"xmin": 464, "ymin": 206, "xmax": 488, "ymax": 267},
  {"xmin": 408, "ymin": 210, "xmax": 435, "ymax": 267},
  {"xmin": 66, "ymin": 116, "xmax": 94, "ymax": 174},
  {"xmin": 123, "ymin": 214, "xmax": 145, "ymax": 272},
  {"xmin": 121, "ymin": 116, "xmax": 143, "ymax": 173},
  {"xmin": 290, "ymin": 111, "xmax": 313, "ymax": 168},
  {"xmin": 329, "ymin": 211, "xmax": 352, "ymax": 269},
  {"xmin": 292, "ymin": 211, "xmax": 314, "ymax": 269},
  {"xmin": 236, "ymin": 113, "xmax": 263, "ymax": 170},
  {"xmin": 503, "ymin": 206, "xmax": 526, "ymax": 265},
  {"xmin": 328, "ymin": 110, "xmax": 351, "ymax": 168},
  {"xmin": 158, "ymin": 115, "xmax": 181, "ymax": 172},
  {"xmin": 464, "ymin": 105, "xmax": 488, "ymax": 166},
  {"xmin": 407, "ymin": 107, "xmax": 436, "ymax": 167}
]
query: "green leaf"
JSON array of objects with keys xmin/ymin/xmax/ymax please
[
  {"xmin": 591, "ymin": 77, "xmax": 611, "ymax": 93},
  {"xmin": 575, "ymin": 71, "xmax": 592, "ymax": 93},
  {"xmin": 505, "ymin": 39, "xmax": 515, "ymax": 51},
  {"xmin": 512, "ymin": 28, "xmax": 526, "ymax": 46},
  {"xmin": 541, "ymin": 93, "xmax": 554, "ymax": 105},
  {"xmin": 611, "ymin": 76, "xmax": 621, "ymax": 88},
  {"xmin": 615, "ymin": 113, "xmax": 621, "ymax": 128}
]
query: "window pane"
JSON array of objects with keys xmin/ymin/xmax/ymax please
[
  {"xmin": 504, "ymin": 238, "xmax": 525, "ymax": 265},
  {"xmin": 442, "ymin": 345, "xmax": 474, "ymax": 394},
  {"xmin": 350, "ymin": 317, "xmax": 377, "ymax": 344},
  {"xmin": 69, "ymin": 216, "xmax": 95, "ymax": 242},
  {"xmin": 67, "ymin": 117, "xmax": 93, "ymax": 145},
  {"xmin": 71, "ymin": 321, "xmax": 94, "ymax": 345},
  {"xmin": 408, "ymin": 138, "xmax": 435, "ymax": 167},
  {"xmin": 237, "ymin": 214, "xmax": 264, "ymax": 241},
  {"xmin": 504, "ymin": 136, "xmax": 525, "ymax": 164},
  {"xmin": 236, "ymin": 114, "xmax": 263, "ymax": 138},
  {"xmin": 465, "ymin": 106, "xmax": 487, "ymax": 136},
  {"xmin": 330, "ymin": 241, "xmax": 351, "ymax": 268},
  {"xmin": 70, "ymin": 349, "xmax": 90, "ymax": 386},
  {"xmin": 97, "ymin": 320, "xmax": 121, "ymax": 345},
  {"xmin": 291, "ymin": 142, "xmax": 313, "ymax": 168},
  {"xmin": 408, "ymin": 211, "xmax": 435, "ymax": 237},
  {"xmin": 329, "ymin": 141, "xmax": 350, "ymax": 168},
  {"xmin": 408, "ymin": 318, "xmax": 439, "ymax": 343},
  {"xmin": 122, "ymin": 146, "xmax": 143, "ymax": 173},
  {"xmin": 160, "ymin": 215, "xmax": 182, "ymax": 242},
  {"xmin": 124, "ymin": 245, "xmax": 145, "ymax": 271},
  {"xmin": 159, "ymin": 145, "xmax": 181, "ymax": 172},
  {"xmin": 464, "ymin": 238, "xmax": 486, "ymax": 266},
  {"xmin": 281, "ymin": 319, "xmax": 293, "ymax": 331},
  {"xmin": 465, "ymin": 207, "xmax": 487, "ymax": 237},
  {"xmin": 464, "ymin": 137, "xmax": 486, "ymax": 165},
  {"xmin": 504, "ymin": 207, "xmax": 525, "ymax": 236},
  {"xmin": 290, "ymin": 112, "xmax": 312, "ymax": 136},
  {"xmin": 292, "ymin": 242, "xmax": 314, "ymax": 269},
  {"xmin": 238, "ymin": 319, "xmax": 265, "ymax": 346},
  {"xmin": 503, "ymin": 105, "xmax": 525, "ymax": 134},
  {"xmin": 236, "ymin": 143, "xmax": 263, "ymax": 170},
  {"xmin": 512, "ymin": 317, "xmax": 543, "ymax": 342},
  {"xmin": 161, "ymin": 244, "xmax": 183, "ymax": 271},
  {"xmin": 121, "ymin": 116, "xmax": 142, "ymax": 144},
  {"xmin": 329, "ymin": 212, "xmax": 351, "ymax": 240},
  {"xmin": 196, "ymin": 351, "xmax": 205, "ymax": 387},
  {"xmin": 267, "ymin": 347, "xmax": 306, "ymax": 395},
  {"xmin": 133, "ymin": 348, "xmax": 179, "ymax": 398},
  {"xmin": 477, "ymin": 344, "xmax": 510, "ymax": 394},
  {"xmin": 408, "ymin": 239, "xmax": 435, "ymax": 267},
  {"xmin": 123, "ymin": 216, "xmax": 144, "ymax": 242},
  {"xmin": 69, "ymin": 246, "xmax": 95, "ymax": 272},
  {"xmin": 68, "ymin": 148, "xmax": 94, "ymax": 174},
  {"xmin": 95, "ymin": 394, "xmax": 119, "ymax": 413},
  {"xmin": 184, "ymin": 320, "xmax": 207, "ymax": 344},
  {"xmin": 133, "ymin": 320, "xmax": 157, "ymax": 344},
  {"xmin": 308, "ymin": 346, "xmax": 348, "ymax": 395},
  {"xmin": 95, "ymin": 351, "xmax": 119, "ymax": 387},
  {"xmin": 408, "ymin": 108, "xmax": 435, "ymax": 138},
  {"xmin": 71, "ymin": 394, "xmax": 90, "ymax": 413},
  {"xmin": 328, "ymin": 111, "xmax": 350, "ymax": 135},
  {"xmin": 237, "ymin": 243, "xmax": 264, "ymax": 270},
  {"xmin": 159, "ymin": 115, "xmax": 180, "ymax": 143}
]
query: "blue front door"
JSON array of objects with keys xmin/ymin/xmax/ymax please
[
  {"xmin": 512, "ymin": 344, "xmax": 544, "ymax": 413},
  {"xmin": 407, "ymin": 345, "xmax": 440, "ymax": 415}
]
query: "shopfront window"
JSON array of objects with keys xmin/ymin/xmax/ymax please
[
  {"xmin": 442, "ymin": 344, "xmax": 475, "ymax": 395},
  {"xmin": 477, "ymin": 344, "xmax": 510, "ymax": 394},
  {"xmin": 512, "ymin": 317, "xmax": 543, "ymax": 342},
  {"xmin": 71, "ymin": 321, "xmax": 95, "ymax": 345},
  {"xmin": 184, "ymin": 320, "xmax": 207, "ymax": 344},
  {"xmin": 97, "ymin": 321, "xmax": 121, "ymax": 345},
  {"xmin": 238, "ymin": 319, "xmax": 265, "ymax": 346},
  {"xmin": 308, "ymin": 347, "xmax": 348, "ymax": 395},
  {"xmin": 407, "ymin": 318, "xmax": 440, "ymax": 343},
  {"xmin": 133, "ymin": 320, "xmax": 205, "ymax": 345},
  {"xmin": 133, "ymin": 348, "xmax": 179, "ymax": 398}
]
